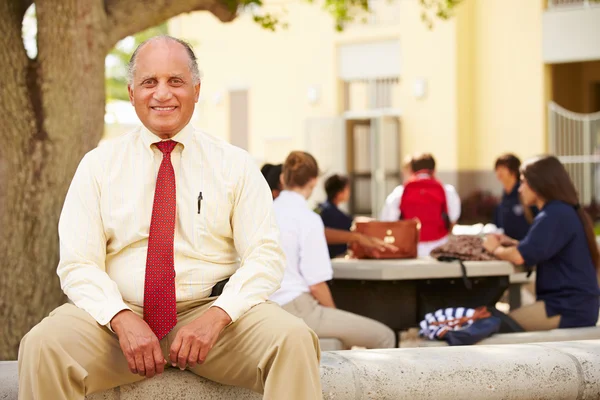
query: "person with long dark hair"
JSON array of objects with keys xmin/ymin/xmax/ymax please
[
  {"xmin": 483, "ymin": 155, "xmax": 600, "ymax": 331},
  {"xmin": 271, "ymin": 151, "xmax": 396, "ymax": 349}
]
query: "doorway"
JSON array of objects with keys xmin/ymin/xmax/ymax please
[{"xmin": 346, "ymin": 115, "xmax": 401, "ymax": 217}]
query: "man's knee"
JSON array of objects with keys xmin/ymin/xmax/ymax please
[
  {"xmin": 275, "ymin": 318, "xmax": 319, "ymax": 353},
  {"xmin": 19, "ymin": 307, "xmax": 83, "ymax": 363},
  {"xmin": 19, "ymin": 325, "xmax": 63, "ymax": 381},
  {"xmin": 19, "ymin": 323, "xmax": 58, "ymax": 362}
]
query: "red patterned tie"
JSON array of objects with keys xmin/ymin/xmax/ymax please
[{"xmin": 144, "ymin": 140, "xmax": 178, "ymax": 340}]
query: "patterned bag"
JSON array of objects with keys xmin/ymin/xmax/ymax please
[
  {"xmin": 430, "ymin": 235, "xmax": 500, "ymax": 290},
  {"xmin": 430, "ymin": 235, "xmax": 498, "ymax": 261}
]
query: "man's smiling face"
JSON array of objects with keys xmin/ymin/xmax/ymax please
[{"xmin": 128, "ymin": 39, "xmax": 200, "ymax": 139}]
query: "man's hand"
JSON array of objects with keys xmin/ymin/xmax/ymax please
[
  {"xmin": 353, "ymin": 233, "xmax": 399, "ymax": 253},
  {"xmin": 169, "ymin": 306, "xmax": 231, "ymax": 370},
  {"xmin": 111, "ymin": 310, "xmax": 166, "ymax": 378}
]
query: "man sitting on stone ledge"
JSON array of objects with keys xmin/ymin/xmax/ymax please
[{"xmin": 18, "ymin": 35, "xmax": 322, "ymax": 400}]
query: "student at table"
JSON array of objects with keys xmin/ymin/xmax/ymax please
[
  {"xmin": 271, "ymin": 151, "xmax": 396, "ymax": 349},
  {"xmin": 483, "ymin": 155, "xmax": 600, "ymax": 331},
  {"xmin": 493, "ymin": 154, "xmax": 536, "ymax": 240},
  {"xmin": 380, "ymin": 153, "xmax": 461, "ymax": 256},
  {"xmin": 263, "ymin": 162, "xmax": 395, "ymax": 255},
  {"xmin": 261, "ymin": 163, "xmax": 283, "ymax": 200},
  {"xmin": 315, "ymin": 174, "xmax": 353, "ymax": 258}
]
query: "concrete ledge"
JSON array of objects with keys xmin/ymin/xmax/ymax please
[
  {"xmin": 324, "ymin": 340, "xmax": 600, "ymax": 399},
  {"xmin": 3, "ymin": 340, "xmax": 600, "ymax": 399},
  {"xmin": 400, "ymin": 326, "xmax": 600, "ymax": 347}
]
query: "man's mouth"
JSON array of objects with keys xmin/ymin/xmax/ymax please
[{"xmin": 151, "ymin": 106, "xmax": 177, "ymax": 111}]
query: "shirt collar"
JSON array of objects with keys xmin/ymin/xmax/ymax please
[
  {"xmin": 278, "ymin": 190, "xmax": 308, "ymax": 206},
  {"xmin": 323, "ymin": 200, "xmax": 338, "ymax": 209},
  {"xmin": 140, "ymin": 123, "xmax": 194, "ymax": 151},
  {"xmin": 414, "ymin": 172, "xmax": 433, "ymax": 180}
]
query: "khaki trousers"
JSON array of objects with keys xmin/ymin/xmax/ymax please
[
  {"xmin": 18, "ymin": 298, "xmax": 322, "ymax": 400},
  {"xmin": 282, "ymin": 293, "xmax": 396, "ymax": 349},
  {"xmin": 509, "ymin": 301, "xmax": 561, "ymax": 331}
]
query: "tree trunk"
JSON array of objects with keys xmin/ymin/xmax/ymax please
[
  {"xmin": 0, "ymin": 0, "xmax": 236, "ymax": 360},
  {"xmin": 0, "ymin": 0, "xmax": 109, "ymax": 360}
]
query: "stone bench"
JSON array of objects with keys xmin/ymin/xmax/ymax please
[
  {"xmin": 3, "ymin": 340, "xmax": 600, "ymax": 399},
  {"xmin": 399, "ymin": 326, "xmax": 600, "ymax": 347}
]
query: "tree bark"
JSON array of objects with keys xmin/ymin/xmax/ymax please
[{"xmin": 0, "ymin": 0, "xmax": 236, "ymax": 360}]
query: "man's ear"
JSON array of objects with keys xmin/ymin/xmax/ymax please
[
  {"xmin": 194, "ymin": 82, "xmax": 201, "ymax": 102},
  {"xmin": 128, "ymin": 85, "xmax": 134, "ymax": 105}
]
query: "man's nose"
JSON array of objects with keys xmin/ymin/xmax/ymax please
[{"xmin": 153, "ymin": 83, "xmax": 173, "ymax": 101}]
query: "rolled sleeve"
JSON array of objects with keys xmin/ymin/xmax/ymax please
[
  {"xmin": 57, "ymin": 152, "xmax": 131, "ymax": 328},
  {"xmin": 380, "ymin": 186, "xmax": 403, "ymax": 221},
  {"xmin": 444, "ymin": 185, "xmax": 461, "ymax": 223},
  {"xmin": 299, "ymin": 216, "xmax": 334, "ymax": 286},
  {"xmin": 517, "ymin": 211, "xmax": 571, "ymax": 267},
  {"xmin": 212, "ymin": 153, "xmax": 286, "ymax": 322}
]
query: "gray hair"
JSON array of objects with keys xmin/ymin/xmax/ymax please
[{"xmin": 127, "ymin": 35, "xmax": 201, "ymax": 85}]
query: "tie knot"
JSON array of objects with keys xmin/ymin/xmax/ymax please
[{"xmin": 155, "ymin": 140, "xmax": 178, "ymax": 155}]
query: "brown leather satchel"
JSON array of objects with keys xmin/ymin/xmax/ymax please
[{"xmin": 350, "ymin": 219, "xmax": 420, "ymax": 259}]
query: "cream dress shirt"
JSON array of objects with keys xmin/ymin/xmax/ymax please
[{"xmin": 57, "ymin": 124, "xmax": 285, "ymax": 328}]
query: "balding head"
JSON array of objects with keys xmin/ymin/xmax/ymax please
[
  {"xmin": 127, "ymin": 35, "xmax": 201, "ymax": 139},
  {"xmin": 127, "ymin": 35, "xmax": 201, "ymax": 85}
]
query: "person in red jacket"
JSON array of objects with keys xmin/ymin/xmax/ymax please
[{"xmin": 380, "ymin": 153, "xmax": 461, "ymax": 256}]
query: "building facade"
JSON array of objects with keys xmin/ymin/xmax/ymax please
[{"xmin": 163, "ymin": 0, "xmax": 599, "ymax": 215}]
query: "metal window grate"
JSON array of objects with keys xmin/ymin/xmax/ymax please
[{"xmin": 343, "ymin": 78, "xmax": 400, "ymax": 111}]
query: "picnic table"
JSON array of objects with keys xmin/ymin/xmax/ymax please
[{"xmin": 329, "ymin": 257, "xmax": 517, "ymax": 332}]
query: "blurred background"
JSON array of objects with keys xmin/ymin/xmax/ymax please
[{"xmin": 99, "ymin": 0, "xmax": 600, "ymax": 225}]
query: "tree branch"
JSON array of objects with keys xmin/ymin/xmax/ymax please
[{"xmin": 106, "ymin": 0, "xmax": 237, "ymax": 47}]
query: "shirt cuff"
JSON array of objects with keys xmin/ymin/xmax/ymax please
[
  {"xmin": 305, "ymin": 273, "xmax": 334, "ymax": 287},
  {"xmin": 101, "ymin": 302, "xmax": 132, "ymax": 333},
  {"xmin": 211, "ymin": 294, "xmax": 259, "ymax": 324}
]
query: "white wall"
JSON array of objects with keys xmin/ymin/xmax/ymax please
[{"xmin": 543, "ymin": 6, "xmax": 600, "ymax": 63}]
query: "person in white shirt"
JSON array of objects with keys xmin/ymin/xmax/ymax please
[
  {"xmin": 271, "ymin": 151, "xmax": 396, "ymax": 349},
  {"xmin": 18, "ymin": 36, "xmax": 322, "ymax": 400},
  {"xmin": 380, "ymin": 153, "xmax": 461, "ymax": 256}
]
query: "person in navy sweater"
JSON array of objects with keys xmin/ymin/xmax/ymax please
[
  {"xmin": 493, "ymin": 154, "xmax": 536, "ymax": 240},
  {"xmin": 484, "ymin": 155, "xmax": 600, "ymax": 331},
  {"xmin": 316, "ymin": 175, "xmax": 354, "ymax": 258}
]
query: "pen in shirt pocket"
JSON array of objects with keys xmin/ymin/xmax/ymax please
[{"xmin": 197, "ymin": 192, "xmax": 203, "ymax": 214}]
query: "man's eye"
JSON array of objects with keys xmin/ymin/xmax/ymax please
[
  {"xmin": 142, "ymin": 80, "xmax": 156, "ymax": 85},
  {"xmin": 171, "ymin": 79, "xmax": 183, "ymax": 85}
]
